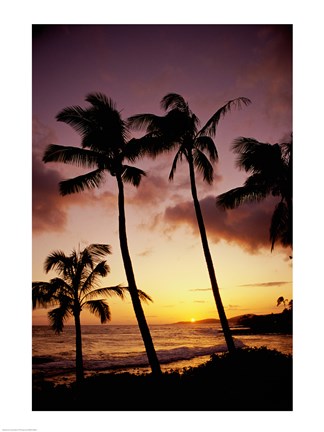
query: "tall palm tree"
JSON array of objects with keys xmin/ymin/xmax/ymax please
[
  {"xmin": 128, "ymin": 93, "xmax": 251, "ymax": 353},
  {"xmin": 32, "ymin": 243, "xmax": 143, "ymax": 383},
  {"xmin": 42, "ymin": 93, "xmax": 162, "ymax": 376},
  {"xmin": 216, "ymin": 136, "xmax": 292, "ymax": 251}
]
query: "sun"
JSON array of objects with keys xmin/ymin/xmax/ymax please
[{"xmin": 190, "ymin": 318, "xmax": 196, "ymax": 323}]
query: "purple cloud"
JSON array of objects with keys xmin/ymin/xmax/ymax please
[{"xmin": 163, "ymin": 194, "xmax": 287, "ymax": 254}]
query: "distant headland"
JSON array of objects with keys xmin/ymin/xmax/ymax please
[
  {"xmin": 171, "ymin": 312, "xmax": 292, "ymax": 334},
  {"xmin": 171, "ymin": 316, "xmax": 242, "ymax": 325}
]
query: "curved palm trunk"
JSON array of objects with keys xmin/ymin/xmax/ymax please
[
  {"xmin": 187, "ymin": 153, "xmax": 236, "ymax": 353},
  {"xmin": 116, "ymin": 174, "xmax": 162, "ymax": 376},
  {"xmin": 74, "ymin": 312, "xmax": 84, "ymax": 383}
]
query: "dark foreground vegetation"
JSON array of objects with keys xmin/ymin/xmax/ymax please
[{"xmin": 33, "ymin": 347, "xmax": 292, "ymax": 411}]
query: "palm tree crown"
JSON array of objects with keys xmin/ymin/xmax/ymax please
[
  {"xmin": 216, "ymin": 135, "xmax": 292, "ymax": 251},
  {"xmin": 43, "ymin": 92, "xmax": 146, "ymax": 195},
  {"xmin": 128, "ymin": 93, "xmax": 251, "ymax": 183}
]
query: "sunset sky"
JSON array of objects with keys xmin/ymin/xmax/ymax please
[{"xmin": 32, "ymin": 24, "xmax": 293, "ymax": 326}]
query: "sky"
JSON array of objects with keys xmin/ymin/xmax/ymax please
[{"xmin": 32, "ymin": 24, "xmax": 293, "ymax": 325}]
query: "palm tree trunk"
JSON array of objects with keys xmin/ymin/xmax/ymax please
[
  {"xmin": 74, "ymin": 312, "xmax": 84, "ymax": 383},
  {"xmin": 187, "ymin": 153, "xmax": 236, "ymax": 353},
  {"xmin": 116, "ymin": 173, "xmax": 162, "ymax": 376}
]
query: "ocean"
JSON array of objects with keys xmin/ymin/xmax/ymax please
[{"xmin": 32, "ymin": 323, "xmax": 292, "ymax": 384}]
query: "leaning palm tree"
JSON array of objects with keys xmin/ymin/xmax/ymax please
[
  {"xmin": 32, "ymin": 243, "xmax": 148, "ymax": 383},
  {"xmin": 216, "ymin": 136, "xmax": 292, "ymax": 251},
  {"xmin": 128, "ymin": 93, "xmax": 251, "ymax": 353},
  {"xmin": 42, "ymin": 93, "xmax": 161, "ymax": 376}
]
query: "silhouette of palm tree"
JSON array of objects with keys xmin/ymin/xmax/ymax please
[
  {"xmin": 216, "ymin": 136, "xmax": 292, "ymax": 251},
  {"xmin": 42, "ymin": 93, "xmax": 162, "ymax": 376},
  {"xmin": 128, "ymin": 93, "xmax": 251, "ymax": 353},
  {"xmin": 32, "ymin": 243, "xmax": 140, "ymax": 383}
]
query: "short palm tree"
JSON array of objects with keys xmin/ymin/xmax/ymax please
[
  {"xmin": 42, "ymin": 93, "xmax": 162, "ymax": 376},
  {"xmin": 32, "ymin": 243, "xmax": 147, "ymax": 383},
  {"xmin": 128, "ymin": 93, "xmax": 251, "ymax": 353},
  {"xmin": 216, "ymin": 136, "xmax": 292, "ymax": 251}
]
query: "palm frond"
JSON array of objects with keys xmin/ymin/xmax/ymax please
[
  {"xmin": 122, "ymin": 165, "xmax": 146, "ymax": 187},
  {"xmin": 59, "ymin": 169, "xmax": 105, "ymax": 195},
  {"xmin": 163, "ymin": 109, "xmax": 195, "ymax": 140},
  {"xmin": 56, "ymin": 293, "xmax": 74, "ymax": 310},
  {"xmin": 104, "ymin": 285, "xmax": 127, "ymax": 299},
  {"xmin": 129, "ymin": 134, "xmax": 175, "ymax": 159},
  {"xmin": 85, "ymin": 92, "xmax": 117, "ymax": 111},
  {"xmin": 48, "ymin": 306, "xmax": 71, "ymax": 334},
  {"xmin": 280, "ymin": 138, "xmax": 292, "ymax": 166},
  {"xmin": 191, "ymin": 113, "xmax": 201, "ymax": 130},
  {"xmin": 270, "ymin": 201, "xmax": 291, "ymax": 251},
  {"xmin": 127, "ymin": 114, "xmax": 163, "ymax": 132},
  {"xmin": 85, "ymin": 300, "xmax": 111, "ymax": 323},
  {"xmin": 126, "ymin": 135, "xmax": 174, "ymax": 161},
  {"xmin": 195, "ymin": 136, "xmax": 218, "ymax": 162},
  {"xmin": 160, "ymin": 93, "xmax": 188, "ymax": 112},
  {"xmin": 56, "ymin": 105, "xmax": 92, "ymax": 136},
  {"xmin": 123, "ymin": 286, "xmax": 153, "ymax": 303},
  {"xmin": 243, "ymin": 173, "xmax": 274, "ymax": 198},
  {"xmin": 216, "ymin": 185, "xmax": 267, "ymax": 209},
  {"xmin": 44, "ymin": 251, "xmax": 72, "ymax": 274},
  {"xmin": 232, "ymin": 136, "xmax": 261, "ymax": 154},
  {"xmin": 86, "ymin": 244, "xmax": 112, "ymax": 260},
  {"xmin": 43, "ymin": 145, "xmax": 102, "ymax": 168},
  {"xmin": 32, "ymin": 281, "xmax": 58, "ymax": 309},
  {"xmin": 169, "ymin": 149, "xmax": 183, "ymax": 181},
  {"xmin": 81, "ymin": 261, "xmax": 110, "ymax": 296},
  {"xmin": 94, "ymin": 260, "xmax": 107, "ymax": 277},
  {"xmin": 232, "ymin": 137, "xmax": 283, "ymax": 177},
  {"xmin": 130, "ymin": 109, "xmax": 194, "ymax": 146},
  {"xmin": 199, "ymin": 97, "xmax": 251, "ymax": 137},
  {"xmin": 78, "ymin": 247, "xmax": 94, "ymax": 271},
  {"xmin": 49, "ymin": 277, "xmax": 73, "ymax": 296},
  {"xmin": 83, "ymin": 285, "xmax": 126, "ymax": 303},
  {"xmin": 129, "ymin": 110, "xmax": 190, "ymax": 157},
  {"xmin": 193, "ymin": 148, "xmax": 214, "ymax": 184},
  {"xmin": 80, "ymin": 127, "xmax": 127, "ymax": 153},
  {"xmin": 137, "ymin": 289, "xmax": 153, "ymax": 304},
  {"xmin": 123, "ymin": 138, "xmax": 146, "ymax": 162},
  {"xmin": 58, "ymin": 93, "xmax": 129, "ymax": 151}
]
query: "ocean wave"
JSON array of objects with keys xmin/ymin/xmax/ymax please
[
  {"xmin": 156, "ymin": 338, "xmax": 244, "ymax": 365},
  {"xmin": 33, "ymin": 339, "xmax": 246, "ymax": 373}
]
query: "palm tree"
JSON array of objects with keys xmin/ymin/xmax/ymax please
[
  {"xmin": 32, "ymin": 243, "xmax": 143, "ymax": 383},
  {"xmin": 128, "ymin": 93, "xmax": 251, "ymax": 353},
  {"xmin": 42, "ymin": 93, "xmax": 162, "ymax": 376},
  {"xmin": 216, "ymin": 136, "xmax": 292, "ymax": 251}
]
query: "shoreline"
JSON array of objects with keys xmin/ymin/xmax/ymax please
[{"xmin": 33, "ymin": 354, "xmax": 213, "ymax": 386}]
